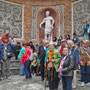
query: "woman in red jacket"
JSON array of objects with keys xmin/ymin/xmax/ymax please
[{"xmin": 21, "ymin": 42, "xmax": 33, "ymax": 80}]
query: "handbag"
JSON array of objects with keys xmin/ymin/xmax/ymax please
[
  {"xmin": 7, "ymin": 54, "xmax": 13, "ymax": 58},
  {"xmin": 48, "ymin": 62, "xmax": 53, "ymax": 69}
]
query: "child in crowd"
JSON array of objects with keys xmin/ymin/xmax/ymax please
[{"xmin": 30, "ymin": 53, "xmax": 40, "ymax": 75}]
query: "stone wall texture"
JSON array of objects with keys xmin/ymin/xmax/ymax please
[{"xmin": 5, "ymin": 0, "xmax": 79, "ymax": 44}]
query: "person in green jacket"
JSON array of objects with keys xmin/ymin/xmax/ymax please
[
  {"xmin": 46, "ymin": 42, "xmax": 61, "ymax": 90},
  {"xmin": 18, "ymin": 43, "xmax": 26, "ymax": 75}
]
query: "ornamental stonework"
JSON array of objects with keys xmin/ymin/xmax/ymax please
[
  {"xmin": 0, "ymin": 0, "xmax": 23, "ymax": 39},
  {"xmin": 73, "ymin": 0, "xmax": 90, "ymax": 37}
]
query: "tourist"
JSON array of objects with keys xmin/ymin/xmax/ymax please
[
  {"xmin": 58, "ymin": 36, "xmax": 63, "ymax": 40},
  {"xmin": 82, "ymin": 21, "xmax": 89, "ymax": 40},
  {"xmin": 0, "ymin": 40, "xmax": 13, "ymax": 79},
  {"xmin": 1, "ymin": 31, "xmax": 10, "ymax": 43},
  {"xmin": 80, "ymin": 39, "xmax": 84, "ymax": 47},
  {"xmin": 18, "ymin": 43, "xmax": 26, "ymax": 75},
  {"xmin": 57, "ymin": 39, "xmax": 62, "ymax": 51},
  {"xmin": 30, "ymin": 53, "xmax": 38, "ymax": 75},
  {"xmin": 35, "ymin": 44, "xmax": 39, "ymax": 53},
  {"xmin": 66, "ymin": 35, "xmax": 71, "ymax": 40},
  {"xmin": 72, "ymin": 33, "xmax": 80, "ymax": 45},
  {"xmin": 45, "ymin": 40, "xmax": 49, "ymax": 65},
  {"xmin": 88, "ymin": 26, "xmax": 90, "ymax": 41},
  {"xmin": 58, "ymin": 48, "xmax": 74, "ymax": 90},
  {"xmin": 67, "ymin": 40, "xmax": 80, "ymax": 89},
  {"xmin": 38, "ymin": 40, "xmax": 47, "ymax": 81},
  {"xmin": 21, "ymin": 42, "xmax": 33, "ymax": 80},
  {"xmin": 0, "ymin": 43, "xmax": 4, "ymax": 80},
  {"xmin": 59, "ymin": 39, "xmax": 67, "ymax": 56},
  {"xmin": 14, "ymin": 42, "xmax": 21, "ymax": 60},
  {"xmin": 67, "ymin": 40, "xmax": 80, "ymax": 68},
  {"xmin": 30, "ymin": 41, "xmax": 35, "ymax": 53},
  {"xmin": 47, "ymin": 43, "xmax": 61, "ymax": 90},
  {"xmin": 79, "ymin": 40, "xmax": 90, "ymax": 87},
  {"xmin": 57, "ymin": 39, "xmax": 62, "ymax": 47},
  {"xmin": 9, "ymin": 35, "xmax": 16, "ymax": 54},
  {"xmin": 9, "ymin": 35, "xmax": 16, "ymax": 45},
  {"xmin": 53, "ymin": 37, "xmax": 57, "ymax": 48}
]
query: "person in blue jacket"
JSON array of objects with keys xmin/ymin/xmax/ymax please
[{"xmin": 67, "ymin": 40, "xmax": 80, "ymax": 89}]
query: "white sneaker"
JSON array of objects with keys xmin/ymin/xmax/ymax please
[
  {"xmin": 73, "ymin": 86, "xmax": 76, "ymax": 89},
  {"xmin": 81, "ymin": 82, "xmax": 85, "ymax": 87},
  {"xmin": 86, "ymin": 83, "xmax": 90, "ymax": 87}
]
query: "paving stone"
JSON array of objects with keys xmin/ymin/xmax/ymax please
[{"xmin": 0, "ymin": 75, "xmax": 90, "ymax": 90}]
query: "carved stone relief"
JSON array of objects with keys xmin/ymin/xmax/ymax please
[
  {"xmin": 73, "ymin": 0, "xmax": 90, "ymax": 37},
  {"xmin": 0, "ymin": 0, "xmax": 23, "ymax": 39}
]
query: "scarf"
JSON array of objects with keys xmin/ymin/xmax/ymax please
[
  {"xmin": 83, "ymin": 47, "xmax": 90, "ymax": 63},
  {"xmin": 59, "ymin": 55, "xmax": 68, "ymax": 76},
  {"xmin": 48, "ymin": 49, "xmax": 54, "ymax": 81},
  {"xmin": 49, "ymin": 49, "xmax": 54, "ymax": 62}
]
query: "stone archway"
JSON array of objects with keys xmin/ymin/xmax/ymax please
[{"xmin": 38, "ymin": 8, "xmax": 58, "ymax": 44}]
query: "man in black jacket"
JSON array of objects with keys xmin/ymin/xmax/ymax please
[
  {"xmin": 38, "ymin": 40, "xmax": 47, "ymax": 81},
  {"xmin": 14, "ymin": 42, "xmax": 21, "ymax": 60}
]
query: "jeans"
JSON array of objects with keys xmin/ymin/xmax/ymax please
[
  {"xmin": 86, "ymin": 66, "xmax": 90, "ymax": 83},
  {"xmin": 48, "ymin": 67, "xmax": 60, "ymax": 90},
  {"xmin": 24, "ymin": 60, "xmax": 32, "ymax": 79},
  {"xmin": 20, "ymin": 64, "xmax": 24, "ymax": 75},
  {"xmin": 80, "ymin": 66, "xmax": 90, "ymax": 83},
  {"xmin": 84, "ymin": 33, "xmax": 89, "ymax": 40},
  {"xmin": 62, "ymin": 76, "xmax": 73, "ymax": 90}
]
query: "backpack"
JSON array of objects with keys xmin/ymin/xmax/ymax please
[
  {"xmin": 27, "ymin": 49, "xmax": 34, "ymax": 61},
  {"xmin": 88, "ymin": 26, "xmax": 90, "ymax": 34}
]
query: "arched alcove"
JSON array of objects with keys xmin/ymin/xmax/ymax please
[{"xmin": 38, "ymin": 8, "xmax": 58, "ymax": 44}]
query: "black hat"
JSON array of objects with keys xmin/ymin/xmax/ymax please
[
  {"xmin": 3, "ymin": 40, "xmax": 8, "ymax": 43},
  {"xmin": 29, "ymin": 41, "xmax": 32, "ymax": 43}
]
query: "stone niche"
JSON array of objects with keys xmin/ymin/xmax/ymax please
[
  {"xmin": 32, "ymin": 6, "xmax": 64, "ymax": 44},
  {"xmin": 0, "ymin": 0, "xmax": 23, "ymax": 39},
  {"xmin": 72, "ymin": 0, "xmax": 90, "ymax": 37}
]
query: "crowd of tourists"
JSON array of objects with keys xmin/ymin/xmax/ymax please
[{"xmin": 0, "ymin": 31, "xmax": 90, "ymax": 90}]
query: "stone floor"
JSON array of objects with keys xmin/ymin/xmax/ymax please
[{"xmin": 0, "ymin": 75, "xmax": 90, "ymax": 90}]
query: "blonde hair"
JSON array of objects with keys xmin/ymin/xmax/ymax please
[
  {"xmin": 67, "ymin": 40, "xmax": 74, "ymax": 48},
  {"xmin": 83, "ymin": 40, "xmax": 89, "ymax": 44},
  {"xmin": 33, "ymin": 53, "xmax": 37, "ymax": 57}
]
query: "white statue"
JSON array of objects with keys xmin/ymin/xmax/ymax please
[{"xmin": 40, "ymin": 11, "xmax": 54, "ymax": 41}]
